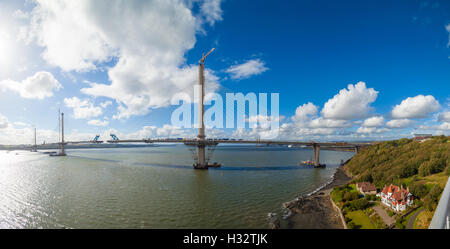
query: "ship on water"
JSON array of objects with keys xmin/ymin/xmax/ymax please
[{"xmin": 299, "ymin": 160, "xmax": 326, "ymax": 168}]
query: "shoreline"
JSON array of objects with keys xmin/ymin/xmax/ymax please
[{"xmin": 275, "ymin": 165, "xmax": 352, "ymax": 229}]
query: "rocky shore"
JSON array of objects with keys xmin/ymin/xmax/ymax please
[{"xmin": 274, "ymin": 166, "xmax": 352, "ymax": 229}]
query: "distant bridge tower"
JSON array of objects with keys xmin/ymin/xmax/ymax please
[
  {"xmin": 31, "ymin": 128, "xmax": 37, "ymax": 152},
  {"xmin": 58, "ymin": 112, "xmax": 66, "ymax": 156}
]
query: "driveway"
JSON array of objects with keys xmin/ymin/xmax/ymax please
[
  {"xmin": 407, "ymin": 208, "xmax": 424, "ymax": 229},
  {"xmin": 372, "ymin": 205, "xmax": 395, "ymax": 226}
]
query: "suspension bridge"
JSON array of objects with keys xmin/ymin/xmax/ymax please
[{"xmin": 28, "ymin": 48, "xmax": 371, "ymax": 169}]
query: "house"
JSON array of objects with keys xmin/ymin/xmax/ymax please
[
  {"xmin": 356, "ymin": 182, "xmax": 377, "ymax": 195},
  {"xmin": 378, "ymin": 184, "xmax": 413, "ymax": 212},
  {"xmin": 413, "ymin": 134, "xmax": 432, "ymax": 142}
]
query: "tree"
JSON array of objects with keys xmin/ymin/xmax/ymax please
[{"xmin": 409, "ymin": 183, "xmax": 428, "ymax": 199}]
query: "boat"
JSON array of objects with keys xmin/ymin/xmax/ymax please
[
  {"xmin": 193, "ymin": 162, "xmax": 222, "ymax": 169},
  {"xmin": 299, "ymin": 160, "xmax": 326, "ymax": 168}
]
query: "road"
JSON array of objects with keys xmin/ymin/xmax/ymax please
[{"xmin": 407, "ymin": 208, "xmax": 424, "ymax": 229}]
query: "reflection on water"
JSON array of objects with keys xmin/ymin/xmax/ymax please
[{"xmin": 0, "ymin": 145, "xmax": 353, "ymax": 228}]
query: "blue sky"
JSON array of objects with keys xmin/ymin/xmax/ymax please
[{"xmin": 0, "ymin": 0, "xmax": 449, "ymax": 144}]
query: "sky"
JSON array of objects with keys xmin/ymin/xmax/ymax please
[{"xmin": 0, "ymin": 0, "xmax": 449, "ymax": 145}]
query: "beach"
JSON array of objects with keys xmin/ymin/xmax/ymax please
[{"xmin": 279, "ymin": 166, "xmax": 353, "ymax": 229}]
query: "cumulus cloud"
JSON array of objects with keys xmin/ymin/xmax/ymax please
[
  {"xmin": 24, "ymin": 0, "xmax": 221, "ymax": 119},
  {"xmin": 200, "ymin": 0, "xmax": 223, "ymax": 26},
  {"xmin": 0, "ymin": 114, "xmax": 8, "ymax": 129},
  {"xmin": 391, "ymin": 95, "xmax": 440, "ymax": 119},
  {"xmin": 321, "ymin": 81, "xmax": 378, "ymax": 120},
  {"xmin": 64, "ymin": 97, "xmax": 103, "ymax": 119},
  {"xmin": 87, "ymin": 119, "xmax": 109, "ymax": 127},
  {"xmin": 362, "ymin": 116, "xmax": 384, "ymax": 127},
  {"xmin": 0, "ymin": 71, "xmax": 62, "ymax": 99},
  {"xmin": 309, "ymin": 117, "xmax": 351, "ymax": 128},
  {"xmin": 356, "ymin": 126, "xmax": 390, "ymax": 134},
  {"xmin": 438, "ymin": 112, "xmax": 450, "ymax": 122},
  {"xmin": 100, "ymin": 100, "xmax": 112, "ymax": 108},
  {"xmin": 386, "ymin": 119, "xmax": 414, "ymax": 128},
  {"xmin": 292, "ymin": 102, "xmax": 318, "ymax": 123},
  {"xmin": 226, "ymin": 59, "xmax": 268, "ymax": 80}
]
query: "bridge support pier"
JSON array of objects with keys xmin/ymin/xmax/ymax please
[
  {"xmin": 195, "ymin": 144, "xmax": 207, "ymax": 169},
  {"xmin": 313, "ymin": 143, "xmax": 320, "ymax": 166}
]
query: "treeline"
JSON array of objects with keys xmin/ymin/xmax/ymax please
[{"xmin": 344, "ymin": 136, "xmax": 449, "ymax": 211}]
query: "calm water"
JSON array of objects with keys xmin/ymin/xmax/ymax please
[{"xmin": 0, "ymin": 145, "xmax": 353, "ymax": 228}]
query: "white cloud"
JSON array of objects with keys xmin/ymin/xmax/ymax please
[
  {"xmin": 200, "ymin": 0, "xmax": 223, "ymax": 26},
  {"xmin": 0, "ymin": 114, "xmax": 8, "ymax": 129},
  {"xmin": 24, "ymin": 0, "xmax": 220, "ymax": 119},
  {"xmin": 226, "ymin": 59, "xmax": 268, "ymax": 80},
  {"xmin": 0, "ymin": 71, "xmax": 62, "ymax": 99},
  {"xmin": 100, "ymin": 100, "xmax": 112, "ymax": 108},
  {"xmin": 292, "ymin": 102, "xmax": 318, "ymax": 123},
  {"xmin": 356, "ymin": 126, "xmax": 390, "ymax": 134},
  {"xmin": 391, "ymin": 95, "xmax": 440, "ymax": 119},
  {"xmin": 321, "ymin": 81, "xmax": 378, "ymax": 120},
  {"xmin": 362, "ymin": 116, "xmax": 384, "ymax": 127},
  {"xmin": 64, "ymin": 97, "xmax": 102, "ymax": 119},
  {"xmin": 87, "ymin": 119, "xmax": 109, "ymax": 126},
  {"xmin": 309, "ymin": 117, "xmax": 351, "ymax": 128},
  {"xmin": 12, "ymin": 9, "xmax": 29, "ymax": 19},
  {"xmin": 439, "ymin": 122, "xmax": 450, "ymax": 130},
  {"xmin": 386, "ymin": 119, "xmax": 414, "ymax": 128},
  {"xmin": 13, "ymin": 121, "xmax": 28, "ymax": 127},
  {"xmin": 438, "ymin": 112, "xmax": 450, "ymax": 122}
]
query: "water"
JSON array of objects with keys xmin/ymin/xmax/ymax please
[{"xmin": 0, "ymin": 145, "xmax": 353, "ymax": 228}]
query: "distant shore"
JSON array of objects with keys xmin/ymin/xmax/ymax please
[{"xmin": 279, "ymin": 166, "xmax": 352, "ymax": 229}]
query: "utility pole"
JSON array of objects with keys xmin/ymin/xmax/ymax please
[{"xmin": 195, "ymin": 48, "xmax": 215, "ymax": 169}]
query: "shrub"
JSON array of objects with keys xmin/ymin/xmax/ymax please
[{"xmin": 347, "ymin": 221, "xmax": 357, "ymax": 229}]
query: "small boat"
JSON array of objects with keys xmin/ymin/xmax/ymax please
[
  {"xmin": 299, "ymin": 160, "xmax": 315, "ymax": 166},
  {"xmin": 299, "ymin": 160, "xmax": 326, "ymax": 168},
  {"xmin": 193, "ymin": 162, "xmax": 222, "ymax": 169}
]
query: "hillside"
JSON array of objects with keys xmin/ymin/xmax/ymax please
[
  {"xmin": 345, "ymin": 136, "xmax": 449, "ymax": 187},
  {"xmin": 344, "ymin": 136, "xmax": 449, "ymax": 226}
]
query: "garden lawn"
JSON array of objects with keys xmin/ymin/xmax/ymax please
[{"xmin": 346, "ymin": 210, "xmax": 375, "ymax": 229}]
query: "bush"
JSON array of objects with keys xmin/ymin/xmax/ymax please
[
  {"xmin": 346, "ymin": 198, "xmax": 370, "ymax": 211},
  {"xmin": 424, "ymin": 185, "xmax": 443, "ymax": 212},
  {"xmin": 396, "ymin": 217, "xmax": 406, "ymax": 229},
  {"xmin": 343, "ymin": 191, "xmax": 360, "ymax": 202},
  {"xmin": 347, "ymin": 221, "xmax": 357, "ymax": 229},
  {"xmin": 388, "ymin": 210, "xmax": 395, "ymax": 217}
]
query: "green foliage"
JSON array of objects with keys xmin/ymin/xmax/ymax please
[
  {"xmin": 343, "ymin": 191, "xmax": 360, "ymax": 202},
  {"xmin": 345, "ymin": 137, "xmax": 449, "ymax": 188},
  {"xmin": 347, "ymin": 221, "xmax": 357, "ymax": 229},
  {"xmin": 419, "ymin": 155, "xmax": 446, "ymax": 177},
  {"xmin": 387, "ymin": 210, "xmax": 395, "ymax": 217},
  {"xmin": 409, "ymin": 183, "xmax": 428, "ymax": 199},
  {"xmin": 345, "ymin": 198, "xmax": 370, "ymax": 211},
  {"xmin": 424, "ymin": 185, "xmax": 443, "ymax": 212},
  {"xmin": 364, "ymin": 194, "xmax": 378, "ymax": 201},
  {"xmin": 396, "ymin": 217, "xmax": 406, "ymax": 229}
]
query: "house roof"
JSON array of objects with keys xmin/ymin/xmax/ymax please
[{"xmin": 357, "ymin": 182, "xmax": 376, "ymax": 192}]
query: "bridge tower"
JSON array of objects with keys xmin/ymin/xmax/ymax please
[
  {"xmin": 31, "ymin": 128, "xmax": 37, "ymax": 152},
  {"xmin": 194, "ymin": 48, "xmax": 215, "ymax": 169},
  {"xmin": 58, "ymin": 112, "xmax": 66, "ymax": 156}
]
